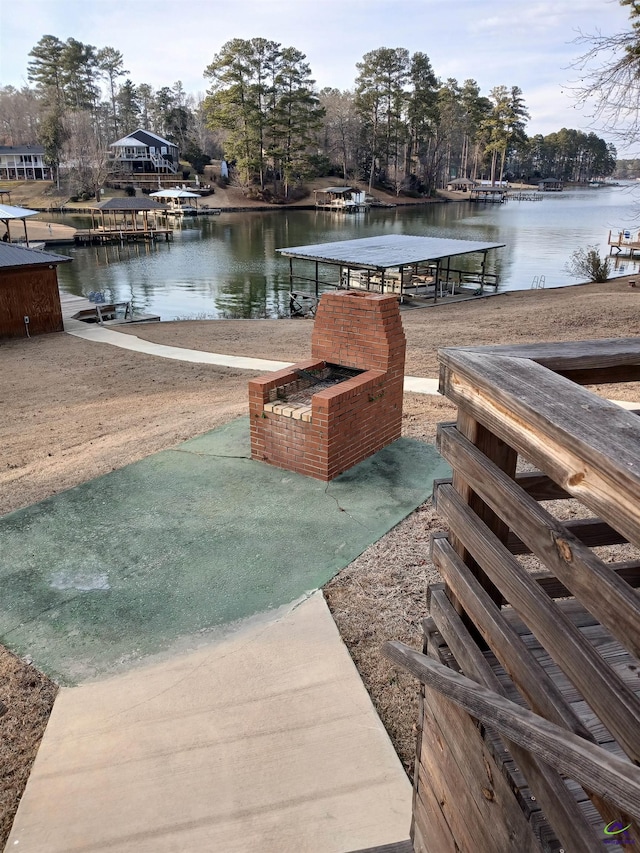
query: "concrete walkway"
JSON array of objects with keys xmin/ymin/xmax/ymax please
[
  {"xmin": 66, "ymin": 325, "xmax": 640, "ymax": 406},
  {"xmin": 8, "ymin": 592, "xmax": 412, "ymax": 853},
  {"xmin": 66, "ymin": 324, "xmax": 442, "ymax": 395}
]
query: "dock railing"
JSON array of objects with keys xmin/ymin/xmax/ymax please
[{"xmin": 385, "ymin": 338, "xmax": 640, "ymax": 852}]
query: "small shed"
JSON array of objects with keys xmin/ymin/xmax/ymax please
[{"xmin": 0, "ymin": 243, "xmax": 72, "ymax": 338}]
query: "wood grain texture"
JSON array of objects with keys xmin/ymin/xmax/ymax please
[
  {"xmin": 439, "ymin": 351, "xmax": 640, "ymax": 549},
  {"xmin": 428, "ymin": 586, "xmax": 604, "ymax": 853},
  {"xmin": 434, "ymin": 483, "xmax": 640, "ymax": 763},
  {"xmin": 384, "ymin": 641, "xmax": 640, "ymax": 821},
  {"xmin": 438, "ymin": 424, "xmax": 640, "ymax": 659}
]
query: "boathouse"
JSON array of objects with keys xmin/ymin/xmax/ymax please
[
  {"xmin": 447, "ymin": 177, "xmax": 476, "ymax": 192},
  {"xmin": 538, "ymin": 177, "xmax": 563, "ymax": 192},
  {"xmin": 470, "ymin": 185, "xmax": 508, "ymax": 203},
  {"xmin": 278, "ymin": 234, "xmax": 504, "ymax": 313},
  {"xmin": 314, "ymin": 186, "xmax": 368, "ymax": 212},
  {"xmin": 149, "ymin": 188, "xmax": 200, "ymax": 215},
  {"xmin": 75, "ymin": 198, "xmax": 172, "ymax": 245},
  {"xmin": 0, "ymin": 243, "xmax": 71, "ymax": 338}
]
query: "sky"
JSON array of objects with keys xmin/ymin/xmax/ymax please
[{"xmin": 0, "ymin": 0, "xmax": 635, "ymax": 152}]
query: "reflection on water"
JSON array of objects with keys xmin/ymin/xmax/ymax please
[{"xmin": 52, "ymin": 185, "xmax": 640, "ymax": 319}]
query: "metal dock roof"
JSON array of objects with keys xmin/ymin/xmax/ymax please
[{"xmin": 277, "ymin": 234, "xmax": 505, "ymax": 270}]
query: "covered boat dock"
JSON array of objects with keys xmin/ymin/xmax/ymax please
[{"xmin": 277, "ymin": 234, "xmax": 505, "ymax": 313}]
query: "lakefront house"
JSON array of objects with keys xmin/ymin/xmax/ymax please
[
  {"xmin": 109, "ymin": 129, "xmax": 179, "ymax": 175},
  {"xmin": 0, "ymin": 145, "xmax": 52, "ymax": 180}
]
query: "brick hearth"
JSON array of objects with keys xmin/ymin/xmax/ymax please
[{"xmin": 248, "ymin": 290, "xmax": 406, "ymax": 481}]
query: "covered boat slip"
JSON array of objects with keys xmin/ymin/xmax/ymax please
[{"xmin": 277, "ymin": 235, "xmax": 504, "ymax": 309}]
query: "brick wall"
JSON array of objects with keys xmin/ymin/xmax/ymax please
[{"xmin": 248, "ymin": 291, "xmax": 406, "ymax": 480}]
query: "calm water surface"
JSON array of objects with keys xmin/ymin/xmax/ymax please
[{"xmin": 53, "ymin": 184, "xmax": 640, "ymax": 320}]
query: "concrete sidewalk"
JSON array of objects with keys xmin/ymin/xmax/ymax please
[
  {"xmin": 8, "ymin": 591, "xmax": 412, "ymax": 853},
  {"xmin": 66, "ymin": 324, "xmax": 442, "ymax": 395}
]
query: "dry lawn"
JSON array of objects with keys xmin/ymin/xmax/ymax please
[{"xmin": 1, "ymin": 277, "xmax": 640, "ymax": 843}]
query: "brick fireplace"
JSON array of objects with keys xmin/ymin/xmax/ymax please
[{"xmin": 248, "ymin": 290, "xmax": 406, "ymax": 481}]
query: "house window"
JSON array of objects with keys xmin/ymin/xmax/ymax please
[
  {"xmin": 161, "ymin": 146, "xmax": 167, "ymax": 155},
  {"xmin": 149, "ymin": 146, "xmax": 155, "ymax": 154}
]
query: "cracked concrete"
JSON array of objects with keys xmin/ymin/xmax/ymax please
[{"xmin": 0, "ymin": 417, "xmax": 450, "ymax": 684}]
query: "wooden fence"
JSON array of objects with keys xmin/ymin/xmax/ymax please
[{"xmin": 385, "ymin": 338, "xmax": 640, "ymax": 852}]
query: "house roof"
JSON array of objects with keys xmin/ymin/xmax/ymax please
[
  {"xmin": 0, "ymin": 145, "xmax": 45, "ymax": 155},
  {"xmin": 277, "ymin": 234, "xmax": 505, "ymax": 270},
  {"xmin": 0, "ymin": 242, "xmax": 72, "ymax": 270},
  {"xmin": 93, "ymin": 198, "xmax": 168, "ymax": 211},
  {"xmin": 110, "ymin": 128, "xmax": 175, "ymax": 149}
]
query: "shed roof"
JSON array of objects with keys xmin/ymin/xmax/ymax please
[
  {"xmin": 0, "ymin": 204, "xmax": 39, "ymax": 220},
  {"xmin": 93, "ymin": 198, "xmax": 167, "ymax": 211},
  {"xmin": 0, "ymin": 243, "xmax": 72, "ymax": 270},
  {"xmin": 277, "ymin": 234, "xmax": 505, "ymax": 270},
  {"xmin": 317, "ymin": 187, "xmax": 353, "ymax": 194},
  {"xmin": 150, "ymin": 189, "xmax": 200, "ymax": 199}
]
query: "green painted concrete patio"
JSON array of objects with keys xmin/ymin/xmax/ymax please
[{"xmin": 0, "ymin": 417, "xmax": 449, "ymax": 684}]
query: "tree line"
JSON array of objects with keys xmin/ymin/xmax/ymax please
[{"xmin": 0, "ymin": 34, "xmax": 616, "ymax": 200}]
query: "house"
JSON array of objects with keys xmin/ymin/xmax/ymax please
[
  {"xmin": 0, "ymin": 145, "xmax": 52, "ymax": 181},
  {"xmin": 0, "ymin": 243, "xmax": 72, "ymax": 338},
  {"xmin": 109, "ymin": 129, "xmax": 179, "ymax": 175}
]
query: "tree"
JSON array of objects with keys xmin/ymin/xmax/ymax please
[
  {"xmin": 565, "ymin": 245, "xmax": 610, "ymax": 282},
  {"xmin": 355, "ymin": 47, "xmax": 410, "ymax": 192},
  {"xmin": 61, "ymin": 38, "xmax": 99, "ymax": 113},
  {"xmin": 38, "ymin": 109, "xmax": 68, "ymax": 188},
  {"xmin": 573, "ymin": 1, "xmax": 640, "ymax": 146},
  {"xmin": 97, "ymin": 47, "xmax": 128, "ymax": 136},
  {"xmin": 318, "ymin": 88, "xmax": 359, "ymax": 180},
  {"xmin": 270, "ymin": 47, "xmax": 324, "ymax": 196},
  {"xmin": 481, "ymin": 85, "xmax": 529, "ymax": 184},
  {"xmin": 116, "ymin": 79, "xmax": 141, "ymax": 135},
  {"xmin": 27, "ymin": 35, "xmax": 66, "ymax": 109}
]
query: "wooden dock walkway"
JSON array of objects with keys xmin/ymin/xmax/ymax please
[
  {"xmin": 60, "ymin": 292, "xmax": 160, "ymax": 328},
  {"xmin": 74, "ymin": 227, "xmax": 173, "ymax": 246}
]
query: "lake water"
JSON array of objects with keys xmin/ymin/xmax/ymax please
[{"xmin": 53, "ymin": 184, "xmax": 640, "ymax": 320}]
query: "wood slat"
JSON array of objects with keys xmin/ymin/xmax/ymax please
[
  {"xmin": 508, "ymin": 517, "xmax": 628, "ymax": 554},
  {"xmin": 515, "ymin": 471, "xmax": 571, "ymax": 501},
  {"xmin": 429, "ymin": 538, "xmax": 591, "ymax": 739},
  {"xmin": 438, "ymin": 424, "xmax": 640, "ymax": 659},
  {"xmin": 440, "ymin": 337, "xmax": 640, "ymax": 371},
  {"xmin": 384, "ymin": 641, "xmax": 640, "ymax": 822},
  {"xmin": 428, "ymin": 586, "xmax": 603, "ymax": 853},
  {"xmin": 534, "ymin": 560, "xmax": 640, "ymax": 598},
  {"xmin": 438, "ymin": 350, "xmax": 640, "ymax": 549},
  {"xmin": 416, "ymin": 690, "xmax": 544, "ymax": 852},
  {"xmin": 433, "ymin": 483, "xmax": 640, "ymax": 764}
]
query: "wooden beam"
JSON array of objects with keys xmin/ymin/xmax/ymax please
[
  {"xmin": 507, "ymin": 517, "xmax": 627, "ymax": 554},
  {"xmin": 437, "ymin": 424, "xmax": 640, "ymax": 659},
  {"xmin": 383, "ymin": 641, "xmax": 640, "ymax": 821},
  {"xmin": 438, "ymin": 351, "xmax": 640, "ymax": 549},
  {"xmin": 428, "ymin": 586, "xmax": 604, "ymax": 853},
  {"xmin": 429, "ymin": 538, "xmax": 591, "ymax": 738},
  {"xmin": 433, "ymin": 483, "xmax": 640, "ymax": 764}
]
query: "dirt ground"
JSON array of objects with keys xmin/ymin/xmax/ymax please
[{"xmin": 1, "ymin": 277, "xmax": 640, "ymax": 845}]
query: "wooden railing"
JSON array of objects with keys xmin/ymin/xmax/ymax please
[{"xmin": 385, "ymin": 338, "xmax": 640, "ymax": 853}]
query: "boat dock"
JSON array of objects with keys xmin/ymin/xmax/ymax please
[
  {"xmin": 60, "ymin": 292, "xmax": 160, "ymax": 329},
  {"xmin": 608, "ymin": 229, "xmax": 640, "ymax": 257},
  {"xmin": 74, "ymin": 227, "xmax": 173, "ymax": 246}
]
